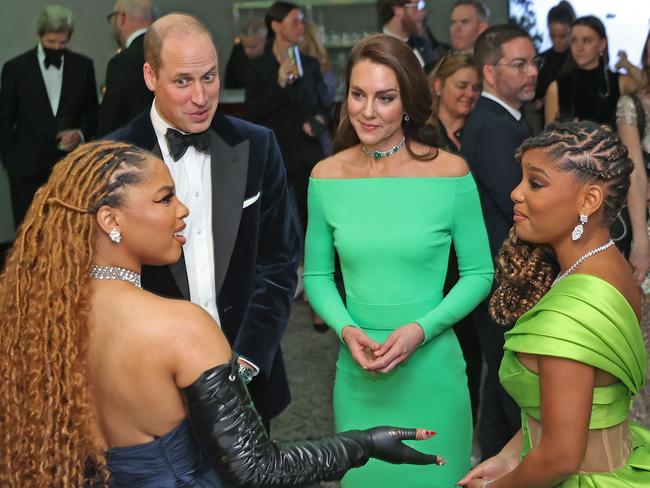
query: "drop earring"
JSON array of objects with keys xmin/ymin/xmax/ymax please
[
  {"xmin": 109, "ymin": 227, "xmax": 122, "ymax": 243},
  {"xmin": 571, "ymin": 214, "xmax": 588, "ymax": 241},
  {"xmin": 403, "ymin": 113, "xmax": 410, "ymax": 122}
]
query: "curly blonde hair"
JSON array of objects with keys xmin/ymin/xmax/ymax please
[
  {"xmin": 489, "ymin": 121, "xmax": 633, "ymax": 325},
  {"xmin": 0, "ymin": 141, "xmax": 152, "ymax": 486}
]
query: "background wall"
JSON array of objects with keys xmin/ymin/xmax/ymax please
[{"xmin": 0, "ymin": 0, "xmax": 508, "ymax": 241}]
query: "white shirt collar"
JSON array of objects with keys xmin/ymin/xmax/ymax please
[
  {"xmin": 382, "ymin": 25, "xmax": 408, "ymax": 42},
  {"xmin": 37, "ymin": 41, "xmax": 64, "ymax": 70},
  {"xmin": 125, "ymin": 28, "xmax": 147, "ymax": 49},
  {"xmin": 481, "ymin": 91, "xmax": 522, "ymax": 120}
]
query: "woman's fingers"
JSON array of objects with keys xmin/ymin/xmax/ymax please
[{"xmin": 415, "ymin": 428, "xmax": 437, "ymax": 440}]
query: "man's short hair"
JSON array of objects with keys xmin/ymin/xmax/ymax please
[
  {"xmin": 144, "ymin": 13, "xmax": 215, "ymax": 74},
  {"xmin": 376, "ymin": 0, "xmax": 408, "ymax": 27},
  {"xmin": 473, "ymin": 24, "xmax": 530, "ymax": 74},
  {"xmin": 241, "ymin": 18, "xmax": 267, "ymax": 38},
  {"xmin": 37, "ymin": 5, "xmax": 74, "ymax": 36},
  {"xmin": 451, "ymin": 1, "xmax": 490, "ymax": 23}
]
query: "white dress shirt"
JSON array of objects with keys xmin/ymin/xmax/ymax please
[
  {"xmin": 481, "ymin": 91, "xmax": 522, "ymax": 121},
  {"xmin": 150, "ymin": 102, "xmax": 221, "ymax": 325},
  {"xmin": 37, "ymin": 42, "xmax": 63, "ymax": 116}
]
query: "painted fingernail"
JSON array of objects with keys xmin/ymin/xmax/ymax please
[{"xmin": 422, "ymin": 430, "xmax": 437, "ymax": 438}]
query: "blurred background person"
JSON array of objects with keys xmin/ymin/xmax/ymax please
[
  {"xmin": 376, "ymin": 0, "xmax": 427, "ymax": 69},
  {"xmin": 224, "ymin": 18, "xmax": 267, "ymax": 89},
  {"xmin": 97, "ymin": 0, "xmax": 155, "ymax": 136},
  {"xmin": 616, "ymin": 29, "xmax": 650, "ymax": 288},
  {"xmin": 427, "ymin": 51, "xmax": 483, "ymax": 427},
  {"xmin": 305, "ymin": 34, "xmax": 493, "ymax": 487},
  {"xmin": 0, "ymin": 4, "xmax": 97, "ymax": 229},
  {"xmin": 533, "ymin": 1, "xmax": 575, "ymax": 111},
  {"xmin": 449, "ymin": 0, "xmax": 489, "ymax": 54}
]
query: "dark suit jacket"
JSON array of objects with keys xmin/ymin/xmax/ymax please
[
  {"xmin": 244, "ymin": 47, "xmax": 328, "ymax": 173},
  {"xmin": 460, "ymin": 96, "xmax": 529, "ymax": 258},
  {"xmin": 224, "ymin": 43, "xmax": 251, "ymax": 89},
  {"xmin": 0, "ymin": 47, "xmax": 98, "ymax": 180},
  {"xmin": 97, "ymin": 34, "xmax": 153, "ymax": 136},
  {"xmin": 109, "ymin": 110, "xmax": 300, "ymax": 420}
]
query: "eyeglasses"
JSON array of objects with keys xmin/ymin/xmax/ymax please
[
  {"xmin": 404, "ymin": 1, "xmax": 426, "ymax": 11},
  {"xmin": 493, "ymin": 57, "xmax": 544, "ymax": 73},
  {"xmin": 106, "ymin": 11, "xmax": 123, "ymax": 23}
]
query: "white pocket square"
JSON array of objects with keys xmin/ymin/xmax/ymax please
[{"xmin": 242, "ymin": 191, "xmax": 261, "ymax": 208}]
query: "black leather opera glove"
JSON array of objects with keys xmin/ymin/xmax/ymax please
[{"xmin": 181, "ymin": 358, "xmax": 442, "ymax": 487}]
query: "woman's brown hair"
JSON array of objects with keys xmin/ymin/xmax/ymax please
[
  {"xmin": 489, "ymin": 121, "xmax": 634, "ymax": 325},
  {"xmin": 333, "ymin": 34, "xmax": 439, "ymax": 160},
  {"xmin": 0, "ymin": 141, "xmax": 152, "ymax": 486}
]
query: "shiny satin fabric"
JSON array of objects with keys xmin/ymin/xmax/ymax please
[{"xmin": 500, "ymin": 274, "xmax": 650, "ymax": 485}]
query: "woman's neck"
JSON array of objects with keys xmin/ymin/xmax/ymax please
[
  {"xmin": 552, "ymin": 227, "xmax": 613, "ymax": 274},
  {"xmin": 437, "ymin": 107, "xmax": 466, "ymax": 136}
]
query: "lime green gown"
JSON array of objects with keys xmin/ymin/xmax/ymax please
[
  {"xmin": 500, "ymin": 274, "xmax": 650, "ymax": 486},
  {"xmin": 304, "ymin": 175, "xmax": 494, "ymax": 487}
]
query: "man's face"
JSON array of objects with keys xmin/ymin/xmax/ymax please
[
  {"xmin": 486, "ymin": 37, "xmax": 538, "ymax": 109},
  {"xmin": 144, "ymin": 32, "xmax": 220, "ymax": 133},
  {"xmin": 40, "ymin": 31, "xmax": 70, "ymax": 50},
  {"xmin": 402, "ymin": 1, "xmax": 426, "ymax": 36},
  {"xmin": 450, "ymin": 5, "xmax": 486, "ymax": 52},
  {"xmin": 241, "ymin": 34, "xmax": 266, "ymax": 59},
  {"xmin": 108, "ymin": 1, "xmax": 125, "ymax": 47}
]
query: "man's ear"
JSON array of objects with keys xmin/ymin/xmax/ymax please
[
  {"xmin": 482, "ymin": 64, "xmax": 496, "ymax": 88},
  {"xmin": 143, "ymin": 62, "xmax": 157, "ymax": 92}
]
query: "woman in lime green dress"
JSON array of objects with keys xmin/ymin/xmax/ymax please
[
  {"xmin": 304, "ymin": 35, "xmax": 494, "ymax": 487},
  {"xmin": 459, "ymin": 121, "xmax": 650, "ymax": 487}
]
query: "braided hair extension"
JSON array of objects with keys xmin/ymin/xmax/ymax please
[
  {"xmin": 489, "ymin": 121, "xmax": 634, "ymax": 326},
  {"xmin": 0, "ymin": 141, "xmax": 152, "ymax": 487}
]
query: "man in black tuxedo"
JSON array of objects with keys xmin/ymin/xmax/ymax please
[
  {"xmin": 460, "ymin": 24, "xmax": 539, "ymax": 459},
  {"xmin": 110, "ymin": 13, "xmax": 300, "ymax": 427},
  {"xmin": 0, "ymin": 5, "xmax": 98, "ymax": 227},
  {"xmin": 97, "ymin": 0, "xmax": 155, "ymax": 136}
]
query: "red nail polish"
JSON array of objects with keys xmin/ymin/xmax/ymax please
[{"xmin": 423, "ymin": 430, "xmax": 437, "ymax": 438}]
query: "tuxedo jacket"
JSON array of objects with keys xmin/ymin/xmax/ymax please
[
  {"xmin": 0, "ymin": 47, "xmax": 97, "ymax": 180},
  {"xmin": 245, "ymin": 47, "xmax": 329, "ymax": 173},
  {"xmin": 460, "ymin": 96, "xmax": 529, "ymax": 258},
  {"xmin": 97, "ymin": 34, "xmax": 153, "ymax": 136},
  {"xmin": 109, "ymin": 110, "xmax": 300, "ymax": 420}
]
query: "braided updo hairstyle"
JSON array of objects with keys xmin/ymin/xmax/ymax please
[
  {"xmin": 489, "ymin": 121, "xmax": 634, "ymax": 326},
  {"xmin": 0, "ymin": 141, "xmax": 152, "ymax": 486}
]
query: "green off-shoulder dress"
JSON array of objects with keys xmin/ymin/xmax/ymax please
[
  {"xmin": 304, "ymin": 175, "xmax": 494, "ymax": 487},
  {"xmin": 501, "ymin": 274, "xmax": 650, "ymax": 486}
]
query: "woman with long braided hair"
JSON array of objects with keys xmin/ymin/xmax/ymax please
[
  {"xmin": 0, "ymin": 141, "xmax": 443, "ymax": 487},
  {"xmin": 458, "ymin": 121, "xmax": 650, "ymax": 487}
]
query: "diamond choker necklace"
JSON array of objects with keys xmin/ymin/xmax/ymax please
[
  {"xmin": 552, "ymin": 239, "xmax": 615, "ymax": 286},
  {"xmin": 361, "ymin": 136, "xmax": 406, "ymax": 159},
  {"xmin": 90, "ymin": 265, "xmax": 142, "ymax": 288}
]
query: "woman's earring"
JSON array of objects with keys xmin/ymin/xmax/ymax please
[
  {"xmin": 403, "ymin": 113, "xmax": 410, "ymax": 122},
  {"xmin": 571, "ymin": 214, "xmax": 588, "ymax": 241},
  {"xmin": 109, "ymin": 227, "xmax": 122, "ymax": 243}
]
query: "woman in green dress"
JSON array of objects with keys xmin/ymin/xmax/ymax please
[
  {"xmin": 303, "ymin": 34, "xmax": 494, "ymax": 487},
  {"xmin": 458, "ymin": 121, "xmax": 650, "ymax": 487}
]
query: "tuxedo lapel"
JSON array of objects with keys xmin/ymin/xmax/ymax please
[{"xmin": 209, "ymin": 129, "xmax": 249, "ymax": 296}]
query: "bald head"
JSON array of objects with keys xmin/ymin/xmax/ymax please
[{"xmin": 144, "ymin": 13, "xmax": 216, "ymax": 74}]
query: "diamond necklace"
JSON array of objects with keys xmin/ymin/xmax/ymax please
[
  {"xmin": 90, "ymin": 265, "xmax": 142, "ymax": 288},
  {"xmin": 361, "ymin": 136, "xmax": 406, "ymax": 159},
  {"xmin": 552, "ymin": 239, "xmax": 615, "ymax": 287}
]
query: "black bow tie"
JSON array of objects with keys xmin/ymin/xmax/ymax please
[
  {"xmin": 165, "ymin": 128, "xmax": 211, "ymax": 161},
  {"xmin": 43, "ymin": 48, "xmax": 63, "ymax": 69}
]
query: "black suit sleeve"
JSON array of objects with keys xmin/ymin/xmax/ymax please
[
  {"xmin": 97, "ymin": 54, "xmax": 129, "ymax": 137},
  {"xmin": 0, "ymin": 60, "xmax": 18, "ymax": 170},
  {"xmin": 79, "ymin": 59, "xmax": 98, "ymax": 140},
  {"xmin": 231, "ymin": 129, "xmax": 300, "ymax": 376},
  {"xmin": 244, "ymin": 59, "xmax": 292, "ymax": 123},
  {"xmin": 461, "ymin": 118, "xmax": 523, "ymax": 223}
]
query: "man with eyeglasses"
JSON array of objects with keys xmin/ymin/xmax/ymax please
[
  {"xmin": 460, "ymin": 24, "xmax": 540, "ymax": 461},
  {"xmin": 97, "ymin": 0, "xmax": 155, "ymax": 136},
  {"xmin": 376, "ymin": 0, "xmax": 447, "ymax": 70}
]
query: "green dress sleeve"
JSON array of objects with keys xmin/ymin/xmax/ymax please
[
  {"xmin": 415, "ymin": 175, "xmax": 494, "ymax": 343},
  {"xmin": 303, "ymin": 180, "xmax": 358, "ymax": 339}
]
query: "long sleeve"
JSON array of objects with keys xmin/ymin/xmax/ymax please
[
  {"xmin": 415, "ymin": 176, "xmax": 494, "ymax": 343},
  {"xmin": 303, "ymin": 179, "xmax": 357, "ymax": 339},
  {"xmin": 78, "ymin": 59, "xmax": 98, "ymax": 140}
]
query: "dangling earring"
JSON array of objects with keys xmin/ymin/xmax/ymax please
[
  {"xmin": 109, "ymin": 227, "xmax": 122, "ymax": 243},
  {"xmin": 403, "ymin": 113, "xmax": 410, "ymax": 122},
  {"xmin": 571, "ymin": 214, "xmax": 588, "ymax": 241}
]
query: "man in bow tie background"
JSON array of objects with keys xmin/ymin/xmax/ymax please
[
  {"xmin": 0, "ymin": 4, "xmax": 98, "ymax": 228},
  {"xmin": 110, "ymin": 13, "xmax": 300, "ymax": 431}
]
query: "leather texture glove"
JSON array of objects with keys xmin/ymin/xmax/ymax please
[{"xmin": 181, "ymin": 357, "xmax": 441, "ymax": 487}]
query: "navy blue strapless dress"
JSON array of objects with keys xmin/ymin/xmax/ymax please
[{"xmin": 106, "ymin": 420, "xmax": 224, "ymax": 487}]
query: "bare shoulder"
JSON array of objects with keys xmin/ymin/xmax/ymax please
[
  {"xmin": 431, "ymin": 149, "xmax": 470, "ymax": 177},
  {"xmin": 311, "ymin": 147, "xmax": 360, "ymax": 179}
]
